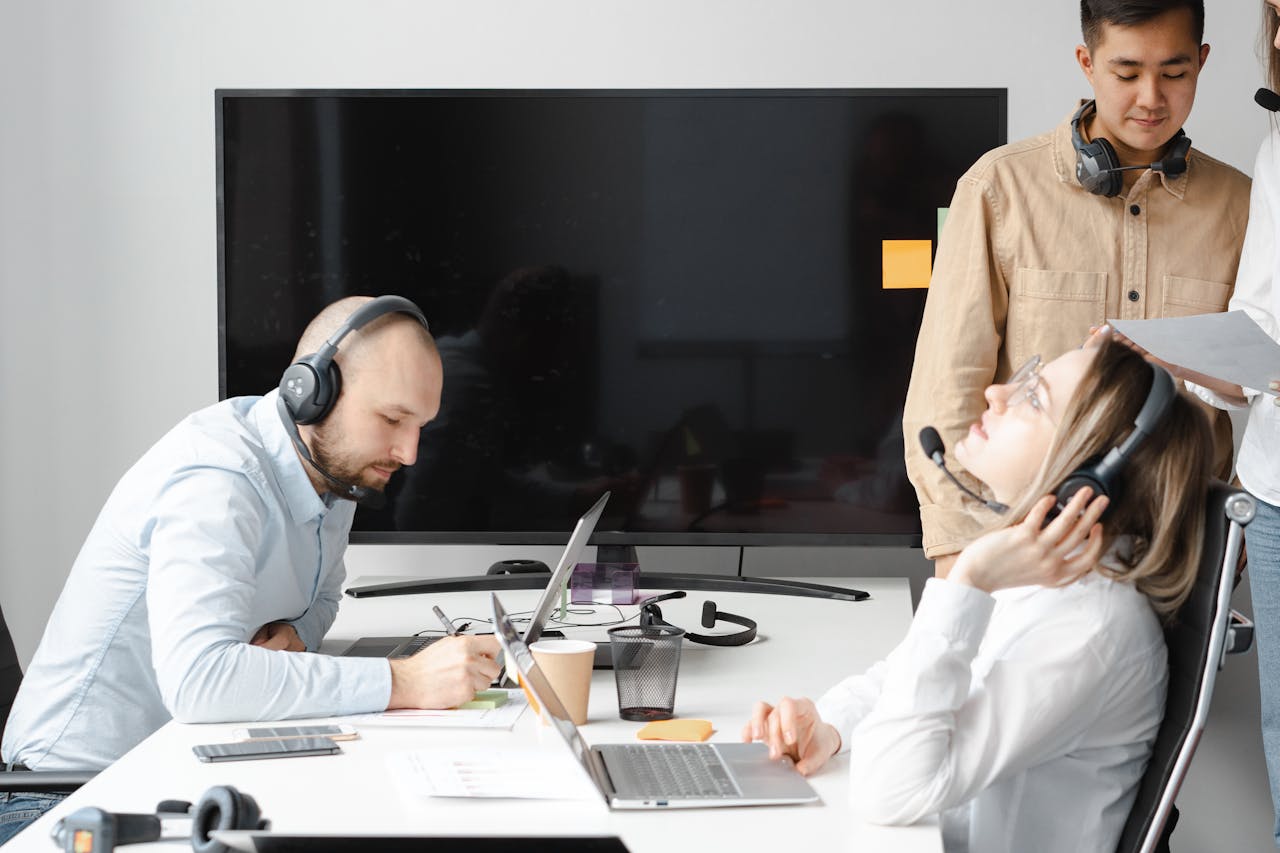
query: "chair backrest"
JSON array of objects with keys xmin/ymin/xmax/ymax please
[
  {"xmin": 0, "ymin": 602, "xmax": 22, "ymax": 747},
  {"xmin": 1115, "ymin": 481, "xmax": 1254, "ymax": 853}
]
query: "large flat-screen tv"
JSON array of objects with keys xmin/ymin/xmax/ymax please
[{"xmin": 217, "ymin": 89, "xmax": 1006, "ymax": 546}]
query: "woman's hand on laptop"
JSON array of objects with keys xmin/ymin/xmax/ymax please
[
  {"xmin": 742, "ymin": 697, "xmax": 841, "ymax": 776},
  {"xmin": 387, "ymin": 635, "xmax": 502, "ymax": 710}
]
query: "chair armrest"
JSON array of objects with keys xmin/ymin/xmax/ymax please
[
  {"xmin": 0, "ymin": 770, "xmax": 97, "ymax": 793},
  {"xmin": 1227, "ymin": 610, "xmax": 1254, "ymax": 656}
]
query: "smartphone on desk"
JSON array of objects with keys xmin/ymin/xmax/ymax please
[
  {"xmin": 231, "ymin": 724, "xmax": 358, "ymax": 742},
  {"xmin": 193, "ymin": 736, "xmax": 341, "ymax": 763}
]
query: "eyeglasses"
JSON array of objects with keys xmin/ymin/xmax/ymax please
[{"xmin": 1004, "ymin": 354, "xmax": 1050, "ymax": 416}]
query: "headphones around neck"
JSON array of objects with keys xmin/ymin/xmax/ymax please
[
  {"xmin": 279, "ymin": 295, "xmax": 430, "ymax": 425},
  {"xmin": 1070, "ymin": 100, "xmax": 1191, "ymax": 197},
  {"xmin": 1052, "ymin": 360, "xmax": 1176, "ymax": 518},
  {"xmin": 639, "ymin": 591, "xmax": 758, "ymax": 647}
]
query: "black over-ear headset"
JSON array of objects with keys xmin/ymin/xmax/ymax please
[
  {"xmin": 1071, "ymin": 99, "xmax": 1191, "ymax": 197},
  {"xmin": 279, "ymin": 295, "xmax": 430, "ymax": 425},
  {"xmin": 276, "ymin": 296, "xmax": 430, "ymax": 508},
  {"xmin": 1051, "ymin": 360, "xmax": 1176, "ymax": 518},
  {"xmin": 50, "ymin": 785, "xmax": 268, "ymax": 853},
  {"xmin": 639, "ymin": 591, "xmax": 757, "ymax": 647}
]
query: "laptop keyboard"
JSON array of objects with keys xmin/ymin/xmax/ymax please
[
  {"xmin": 392, "ymin": 636, "xmax": 435, "ymax": 659},
  {"xmin": 617, "ymin": 744, "xmax": 740, "ymax": 798}
]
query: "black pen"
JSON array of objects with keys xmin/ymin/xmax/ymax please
[{"xmin": 432, "ymin": 605, "xmax": 459, "ymax": 636}]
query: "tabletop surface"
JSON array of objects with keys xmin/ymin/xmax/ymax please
[{"xmin": 14, "ymin": 576, "xmax": 940, "ymax": 853}]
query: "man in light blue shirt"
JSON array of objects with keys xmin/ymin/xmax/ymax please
[{"xmin": 0, "ymin": 297, "xmax": 500, "ymax": 841}]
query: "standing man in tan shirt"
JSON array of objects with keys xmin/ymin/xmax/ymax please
[{"xmin": 904, "ymin": 0, "xmax": 1250, "ymax": 575}]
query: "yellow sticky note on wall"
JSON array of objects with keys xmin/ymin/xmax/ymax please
[{"xmin": 882, "ymin": 239, "xmax": 932, "ymax": 289}]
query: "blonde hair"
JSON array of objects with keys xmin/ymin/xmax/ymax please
[
  {"xmin": 997, "ymin": 340, "xmax": 1210, "ymax": 619},
  {"xmin": 1265, "ymin": 2, "xmax": 1280, "ymax": 96}
]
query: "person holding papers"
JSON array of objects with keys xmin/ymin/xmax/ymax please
[
  {"xmin": 1154, "ymin": 4, "xmax": 1280, "ymax": 842},
  {"xmin": 744, "ymin": 337, "xmax": 1212, "ymax": 853},
  {"xmin": 0, "ymin": 296, "xmax": 500, "ymax": 843}
]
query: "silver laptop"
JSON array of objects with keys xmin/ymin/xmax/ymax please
[
  {"xmin": 340, "ymin": 493, "xmax": 610, "ymax": 658},
  {"xmin": 491, "ymin": 593, "xmax": 820, "ymax": 810}
]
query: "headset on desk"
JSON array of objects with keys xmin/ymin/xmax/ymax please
[
  {"xmin": 51, "ymin": 785, "xmax": 267, "ymax": 853},
  {"xmin": 638, "ymin": 591, "xmax": 758, "ymax": 647}
]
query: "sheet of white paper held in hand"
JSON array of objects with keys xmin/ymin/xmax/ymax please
[{"xmin": 1108, "ymin": 311, "xmax": 1280, "ymax": 395}]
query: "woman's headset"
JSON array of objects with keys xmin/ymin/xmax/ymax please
[
  {"xmin": 638, "ymin": 591, "xmax": 758, "ymax": 646},
  {"xmin": 279, "ymin": 294, "xmax": 430, "ymax": 426},
  {"xmin": 1051, "ymin": 359, "xmax": 1176, "ymax": 519}
]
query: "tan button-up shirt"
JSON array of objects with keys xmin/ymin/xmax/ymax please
[{"xmin": 903, "ymin": 104, "xmax": 1251, "ymax": 558}]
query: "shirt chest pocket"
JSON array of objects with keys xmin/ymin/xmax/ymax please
[
  {"xmin": 1161, "ymin": 275, "xmax": 1232, "ymax": 318},
  {"xmin": 1008, "ymin": 269, "xmax": 1107, "ymax": 367}
]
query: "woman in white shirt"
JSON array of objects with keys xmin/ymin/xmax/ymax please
[
  {"xmin": 1160, "ymin": 5, "xmax": 1280, "ymax": 842},
  {"xmin": 743, "ymin": 337, "xmax": 1212, "ymax": 853}
]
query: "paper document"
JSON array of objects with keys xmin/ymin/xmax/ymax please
[
  {"xmin": 389, "ymin": 747, "xmax": 598, "ymax": 800},
  {"xmin": 1108, "ymin": 311, "xmax": 1280, "ymax": 394},
  {"xmin": 340, "ymin": 689, "xmax": 528, "ymax": 729}
]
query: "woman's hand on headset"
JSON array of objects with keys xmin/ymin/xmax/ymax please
[
  {"xmin": 742, "ymin": 696, "xmax": 841, "ymax": 776},
  {"xmin": 949, "ymin": 487, "xmax": 1109, "ymax": 594}
]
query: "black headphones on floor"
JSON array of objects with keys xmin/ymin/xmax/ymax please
[
  {"xmin": 638, "ymin": 591, "xmax": 758, "ymax": 646},
  {"xmin": 1071, "ymin": 99, "xmax": 1191, "ymax": 197},
  {"xmin": 1052, "ymin": 360, "xmax": 1176, "ymax": 518},
  {"xmin": 279, "ymin": 295, "xmax": 430, "ymax": 426}
]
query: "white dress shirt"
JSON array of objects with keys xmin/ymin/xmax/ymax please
[
  {"xmin": 1188, "ymin": 128, "xmax": 1280, "ymax": 505},
  {"xmin": 2, "ymin": 391, "xmax": 391, "ymax": 771},
  {"xmin": 817, "ymin": 565, "xmax": 1166, "ymax": 853}
]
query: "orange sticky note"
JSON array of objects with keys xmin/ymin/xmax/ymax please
[
  {"xmin": 636, "ymin": 719, "xmax": 714, "ymax": 742},
  {"xmin": 512, "ymin": 669, "xmax": 540, "ymax": 718},
  {"xmin": 882, "ymin": 239, "xmax": 932, "ymax": 289}
]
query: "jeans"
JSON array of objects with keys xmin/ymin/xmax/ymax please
[
  {"xmin": 1247, "ymin": 493, "xmax": 1280, "ymax": 846},
  {"xmin": 0, "ymin": 791, "xmax": 66, "ymax": 845}
]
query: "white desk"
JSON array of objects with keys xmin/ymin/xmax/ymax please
[{"xmin": 14, "ymin": 577, "xmax": 940, "ymax": 852}]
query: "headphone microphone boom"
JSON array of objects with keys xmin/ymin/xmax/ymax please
[
  {"xmin": 1257, "ymin": 87, "xmax": 1280, "ymax": 113},
  {"xmin": 921, "ymin": 360, "xmax": 1174, "ymax": 525},
  {"xmin": 276, "ymin": 397, "xmax": 387, "ymax": 511},
  {"xmin": 919, "ymin": 426, "xmax": 1009, "ymax": 514}
]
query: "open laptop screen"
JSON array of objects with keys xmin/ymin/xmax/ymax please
[{"xmin": 523, "ymin": 491, "xmax": 608, "ymax": 645}]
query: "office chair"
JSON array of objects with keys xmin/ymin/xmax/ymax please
[
  {"xmin": 0, "ymin": 601, "xmax": 96, "ymax": 793},
  {"xmin": 1115, "ymin": 481, "xmax": 1256, "ymax": 853}
]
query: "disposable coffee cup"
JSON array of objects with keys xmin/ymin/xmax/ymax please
[{"xmin": 529, "ymin": 639, "xmax": 597, "ymax": 725}]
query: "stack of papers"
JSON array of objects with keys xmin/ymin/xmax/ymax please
[
  {"xmin": 1109, "ymin": 312, "xmax": 1280, "ymax": 394},
  {"xmin": 389, "ymin": 747, "xmax": 598, "ymax": 800}
]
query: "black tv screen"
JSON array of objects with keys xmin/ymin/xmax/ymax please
[{"xmin": 217, "ymin": 89, "xmax": 1006, "ymax": 545}]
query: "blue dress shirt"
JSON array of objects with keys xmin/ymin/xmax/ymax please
[{"xmin": 2, "ymin": 391, "xmax": 391, "ymax": 771}]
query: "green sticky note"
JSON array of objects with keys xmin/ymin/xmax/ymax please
[
  {"xmin": 937, "ymin": 207, "xmax": 949, "ymax": 239},
  {"xmin": 458, "ymin": 689, "xmax": 509, "ymax": 710}
]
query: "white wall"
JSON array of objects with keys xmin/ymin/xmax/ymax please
[{"xmin": 0, "ymin": 1, "xmax": 1274, "ymax": 848}]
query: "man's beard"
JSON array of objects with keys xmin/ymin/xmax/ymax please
[{"xmin": 309, "ymin": 420, "xmax": 400, "ymax": 496}]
